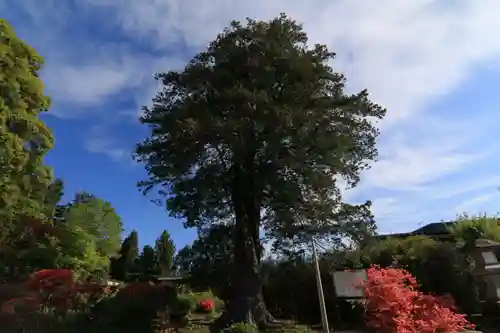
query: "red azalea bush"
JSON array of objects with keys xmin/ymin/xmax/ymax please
[
  {"xmin": 2, "ymin": 269, "xmax": 111, "ymax": 315},
  {"xmin": 358, "ymin": 266, "xmax": 475, "ymax": 333},
  {"xmin": 198, "ymin": 298, "xmax": 214, "ymax": 313}
]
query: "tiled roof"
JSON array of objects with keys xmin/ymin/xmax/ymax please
[
  {"xmin": 411, "ymin": 221, "xmax": 455, "ymax": 235},
  {"xmin": 376, "ymin": 221, "xmax": 455, "ymax": 239}
]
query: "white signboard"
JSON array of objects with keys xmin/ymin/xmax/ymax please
[{"xmin": 332, "ymin": 269, "xmax": 367, "ymax": 298}]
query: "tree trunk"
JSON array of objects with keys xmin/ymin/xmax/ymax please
[
  {"xmin": 213, "ymin": 164, "xmax": 279, "ymax": 331},
  {"xmin": 224, "ymin": 203, "xmax": 263, "ymax": 323},
  {"xmin": 214, "ymin": 240, "xmax": 278, "ymax": 330},
  {"xmin": 253, "ymin": 231, "xmax": 278, "ymax": 324}
]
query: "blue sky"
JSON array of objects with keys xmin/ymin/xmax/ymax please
[{"xmin": 3, "ymin": 0, "xmax": 500, "ymax": 249}]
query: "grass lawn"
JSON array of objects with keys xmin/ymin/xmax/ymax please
[{"xmin": 182, "ymin": 312, "xmax": 318, "ymax": 333}]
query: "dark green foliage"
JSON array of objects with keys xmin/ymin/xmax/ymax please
[
  {"xmin": 138, "ymin": 245, "xmax": 160, "ymax": 280},
  {"xmin": 177, "ymin": 225, "xmax": 268, "ymax": 322},
  {"xmin": 135, "ymin": 13, "xmax": 384, "ymax": 254},
  {"xmin": 135, "ymin": 12, "xmax": 386, "ymax": 320},
  {"xmin": 0, "ymin": 215, "xmax": 62, "ymax": 281},
  {"xmin": 260, "ymin": 256, "xmax": 337, "ymax": 325},
  {"xmin": 174, "ymin": 224, "xmax": 241, "ymax": 301},
  {"xmin": 110, "ymin": 230, "xmax": 139, "ymax": 281},
  {"xmin": 136, "ymin": 15, "xmax": 384, "ymax": 323},
  {"xmin": 155, "ymin": 230, "xmax": 176, "ymax": 275},
  {"xmin": 89, "ymin": 282, "xmax": 187, "ymax": 330}
]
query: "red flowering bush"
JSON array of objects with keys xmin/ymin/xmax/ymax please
[
  {"xmin": 2, "ymin": 269, "xmax": 110, "ymax": 315},
  {"xmin": 197, "ymin": 298, "xmax": 214, "ymax": 313},
  {"xmin": 358, "ymin": 266, "xmax": 474, "ymax": 333}
]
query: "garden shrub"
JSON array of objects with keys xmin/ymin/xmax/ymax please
[
  {"xmin": 331, "ymin": 299, "xmax": 365, "ymax": 329},
  {"xmin": 173, "ymin": 295, "xmax": 194, "ymax": 316},
  {"xmin": 359, "ymin": 266, "xmax": 475, "ymax": 333},
  {"xmin": 261, "ymin": 257, "xmax": 335, "ymax": 325},
  {"xmin": 196, "ymin": 298, "xmax": 214, "ymax": 313},
  {"xmin": 106, "ymin": 282, "xmax": 165, "ymax": 327},
  {"xmin": 0, "ymin": 269, "xmax": 114, "ymax": 333},
  {"xmin": 185, "ymin": 290, "xmax": 224, "ymax": 313},
  {"xmin": 90, "ymin": 281, "xmax": 190, "ymax": 329},
  {"xmin": 1, "ymin": 269, "xmax": 112, "ymax": 316},
  {"xmin": 362, "ymin": 236, "xmax": 479, "ymax": 316}
]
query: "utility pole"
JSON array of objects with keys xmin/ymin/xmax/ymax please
[{"xmin": 312, "ymin": 236, "xmax": 330, "ymax": 333}]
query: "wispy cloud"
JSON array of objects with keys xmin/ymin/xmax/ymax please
[
  {"xmin": 84, "ymin": 125, "xmax": 131, "ymax": 163},
  {"xmin": 454, "ymin": 192, "xmax": 500, "ymax": 215}
]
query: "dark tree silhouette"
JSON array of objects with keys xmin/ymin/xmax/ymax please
[{"xmin": 135, "ymin": 14, "xmax": 385, "ymax": 326}]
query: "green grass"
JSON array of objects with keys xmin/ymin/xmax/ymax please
[{"xmin": 180, "ymin": 324, "xmax": 211, "ymax": 333}]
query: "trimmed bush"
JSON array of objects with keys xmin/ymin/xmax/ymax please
[{"xmin": 90, "ymin": 282, "xmax": 190, "ymax": 329}]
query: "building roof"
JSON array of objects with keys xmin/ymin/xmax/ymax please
[
  {"xmin": 411, "ymin": 221, "xmax": 455, "ymax": 235},
  {"xmin": 376, "ymin": 221, "xmax": 455, "ymax": 240}
]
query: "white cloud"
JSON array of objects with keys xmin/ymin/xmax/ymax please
[
  {"xmin": 84, "ymin": 0, "xmax": 500, "ymax": 122},
  {"xmin": 42, "ymin": 52, "xmax": 185, "ymax": 117},
  {"xmin": 453, "ymin": 192, "xmax": 499, "ymax": 215},
  {"xmin": 45, "ymin": 65, "xmax": 135, "ymax": 106},
  {"xmin": 355, "ymin": 114, "xmax": 500, "ymax": 193},
  {"xmin": 84, "ymin": 125, "xmax": 131, "ymax": 163}
]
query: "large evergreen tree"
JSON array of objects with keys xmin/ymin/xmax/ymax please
[
  {"xmin": 0, "ymin": 19, "xmax": 54, "ymax": 234},
  {"xmin": 135, "ymin": 14, "xmax": 385, "ymax": 326},
  {"xmin": 110, "ymin": 230, "xmax": 139, "ymax": 281},
  {"xmin": 155, "ymin": 230, "xmax": 176, "ymax": 275},
  {"xmin": 138, "ymin": 245, "xmax": 159, "ymax": 280}
]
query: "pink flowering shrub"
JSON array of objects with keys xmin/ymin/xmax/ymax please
[{"xmin": 358, "ymin": 266, "xmax": 475, "ymax": 333}]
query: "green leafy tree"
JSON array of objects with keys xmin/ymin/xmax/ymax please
[
  {"xmin": 0, "ymin": 19, "xmax": 54, "ymax": 234},
  {"xmin": 138, "ymin": 245, "xmax": 159, "ymax": 280},
  {"xmin": 135, "ymin": 14, "xmax": 385, "ymax": 325},
  {"xmin": 60, "ymin": 192, "xmax": 123, "ymax": 274},
  {"xmin": 110, "ymin": 230, "xmax": 140, "ymax": 281},
  {"xmin": 155, "ymin": 230, "xmax": 176, "ymax": 275},
  {"xmin": 449, "ymin": 214, "xmax": 500, "ymax": 243}
]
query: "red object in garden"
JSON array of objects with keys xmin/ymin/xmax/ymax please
[
  {"xmin": 26, "ymin": 269, "xmax": 74, "ymax": 291},
  {"xmin": 199, "ymin": 299, "xmax": 214, "ymax": 312},
  {"xmin": 358, "ymin": 265, "xmax": 475, "ymax": 333}
]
